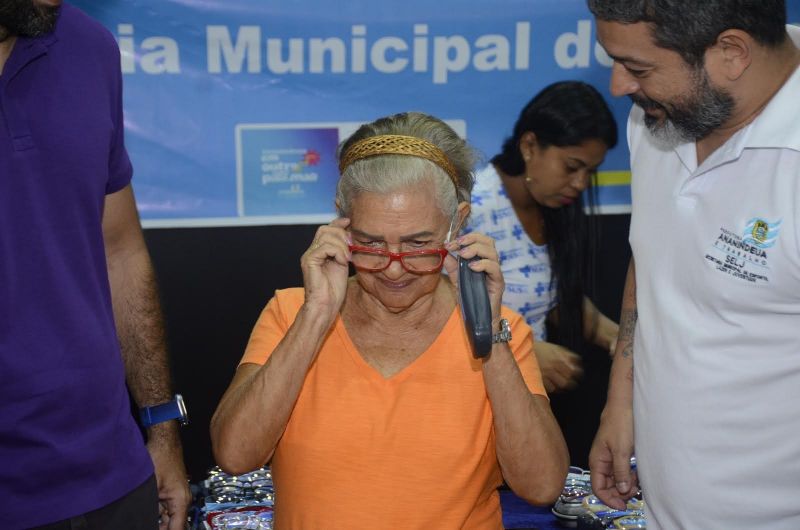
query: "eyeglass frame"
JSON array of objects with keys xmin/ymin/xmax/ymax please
[
  {"xmin": 347, "ymin": 244, "xmax": 449, "ymax": 273},
  {"xmin": 346, "ymin": 211, "xmax": 460, "ymax": 274}
]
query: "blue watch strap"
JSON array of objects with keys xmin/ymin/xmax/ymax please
[{"xmin": 139, "ymin": 394, "xmax": 188, "ymax": 427}]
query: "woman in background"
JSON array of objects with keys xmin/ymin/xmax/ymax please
[{"xmin": 468, "ymin": 81, "xmax": 619, "ymax": 394}]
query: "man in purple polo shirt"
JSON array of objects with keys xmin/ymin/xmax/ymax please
[{"xmin": 0, "ymin": 1, "xmax": 190, "ymax": 528}]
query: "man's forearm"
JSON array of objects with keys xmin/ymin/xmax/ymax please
[
  {"xmin": 102, "ymin": 186, "xmax": 189, "ymax": 524},
  {"xmin": 107, "ymin": 244, "xmax": 173, "ymax": 408},
  {"xmin": 607, "ymin": 259, "xmax": 637, "ymax": 407},
  {"xmin": 108, "ymin": 243, "xmax": 181, "ymax": 451}
]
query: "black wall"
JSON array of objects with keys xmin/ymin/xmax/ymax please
[
  {"xmin": 143, "ymin": 214, "xmax": 631, "ymax": 480},
  {"xmin": 549, "ymin": 214, "xmax": 632, "ymax": 469}
]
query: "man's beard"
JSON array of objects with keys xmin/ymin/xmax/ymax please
[
  {"xmin": 630, "ymin": 68, "xmax": 735, "ymax": 148},
  {"xmin": 0, "ymin": 1, "xmax": 60, "ymax": 42}
]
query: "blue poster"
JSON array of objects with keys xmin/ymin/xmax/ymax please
[
  {"xmin": 234, "ymin": 120, "xmax": 465, "ymax": 223},
  {"xmin": 70, "ymin": 0, "xmax": 800, "ymax": 227},
  {"xmin": 237, "ymin": 125, "xmax": 339, "ymax": 219}
]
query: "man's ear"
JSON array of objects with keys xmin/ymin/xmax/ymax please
[{"xmin": 707, "ymin": 29, "xmax": 753, "ymax": 81}]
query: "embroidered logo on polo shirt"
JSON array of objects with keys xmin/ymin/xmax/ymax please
[
  {"xmin": 743, "ymin": 218, "xmax": 781, "ymax": 248},
  {"xmin": 704, "ymin": 217, "xmax": 782, "ymax": 284}
]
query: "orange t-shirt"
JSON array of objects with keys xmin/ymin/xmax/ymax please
[{"xmin": 240, "ymin": 288, "xmax": 546, "ymax": 530}]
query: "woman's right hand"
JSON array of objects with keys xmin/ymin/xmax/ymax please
[
  {"xmin": 533, "ymin": 341, "xmax": 584, "ymax": 394},
  {"xmin": 300, "ymin": 218, "xmax": 351, "ymax": 325}
]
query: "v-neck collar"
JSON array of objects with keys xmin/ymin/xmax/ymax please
[{"xmin": 335, "ymin": 306, "xmax": 460, "ymax": 384}]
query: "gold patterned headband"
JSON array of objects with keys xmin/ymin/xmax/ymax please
[{"xmin": 338, "ymin": 134, "xmax": 459, "ymax": 189}]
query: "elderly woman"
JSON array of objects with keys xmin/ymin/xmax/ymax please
[{"xmin": 210, "ymin": 112, "xmax": 568, "ymax": 529}]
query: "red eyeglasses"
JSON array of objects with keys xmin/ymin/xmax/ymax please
[{"xmin": 348, "ymin": 244, "xmax": 448, "ymax": 273}]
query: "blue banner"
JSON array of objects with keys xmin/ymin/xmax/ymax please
[{"xmin": 71, "ymin": 1, "xmax": 800, "ymax": 226}]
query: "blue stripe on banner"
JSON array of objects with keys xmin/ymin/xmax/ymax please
[{"xmin": 595, "ymin": 184, "xmax": 631, "ymax": 206}]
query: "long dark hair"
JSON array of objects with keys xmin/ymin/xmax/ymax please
[{"xmin": 492, "ymin": 81, "xmax": 617, "ymax": 353}]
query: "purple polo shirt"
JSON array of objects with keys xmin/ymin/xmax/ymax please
[{"xmin": 0, "ymin": 4, "xmax": 154, "ymax": 527}]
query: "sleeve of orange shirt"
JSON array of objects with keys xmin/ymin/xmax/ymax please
[{"xmin": 239, "ymin": 289, "xmax": 302, "ymax": 366}]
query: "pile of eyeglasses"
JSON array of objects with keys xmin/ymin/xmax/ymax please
[
  {"xmin": 551, "ymin": 465, "xmax": 647, "ymax": 529},
  {"xmin": 576, "ymin": 494, "xmax": 645, "ymax": 530},
  {"xmin": 552, "ymin": 466, "xmax": 593, "ymax": 521},
  {"xmin": 198, "ymin": 466, "xmax": 274, "ymax": 529}
]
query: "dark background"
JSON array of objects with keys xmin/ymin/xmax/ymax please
[{"xmin": 143, "ymin": 213, "xmax": 631, "ymax": 481}]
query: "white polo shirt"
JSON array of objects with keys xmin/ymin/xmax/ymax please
[{"xmin": 629, "ymin": 27, "xmax": 800, "ymax": 530}]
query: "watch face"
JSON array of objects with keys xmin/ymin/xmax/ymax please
[
  {"xmin": 496, "ymin": 318, "xmax": 511, "ymax": 342},
  {"xmin": 176, "ymin": 394, "xmax": 189, "ymax": 425},
  {"xmin": 493, "ymin": 318, "xmax": 511, "ymax": 343}
]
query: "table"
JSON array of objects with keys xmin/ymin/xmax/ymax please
[
  {"xmin": 191, "ymin": 484, "xmax": 567, "ymax": 529},
  {"xmin": 500, "ymin": 489, "xmax": 564, "ymax": 530}
]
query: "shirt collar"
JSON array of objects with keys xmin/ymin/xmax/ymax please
[
  {"xmin": 0, "ymin": 10, "xmax": 60, "ymax": 85},
  {"xmin": 738, "ymin": 24, "xmax": 800, "ymax": 153},
  {"xmin": 684, "ymin": 24, "xmax": 800, "ymax": 175}
]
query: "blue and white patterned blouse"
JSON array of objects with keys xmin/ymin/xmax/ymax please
[{"xmin": 465, "ymin": 164, "xmax": 557, "ymax": 341}]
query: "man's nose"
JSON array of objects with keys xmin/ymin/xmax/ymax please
[{"xmin": 610, "ymin": 62, "xmax": 639, "ymax": 97}]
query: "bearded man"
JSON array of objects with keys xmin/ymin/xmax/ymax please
[
  {"xmin": 586, "ymin": 1, "xmax": 800, "ymax": 529},
  {"xmin": 0, "ymin": 2, "xmax": 190, "ymax": 528}
]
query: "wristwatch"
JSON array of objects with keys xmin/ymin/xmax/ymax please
[
  {"xmin": 139, "ymin": 394, "xmax": 189, "ymax": 427},
  {"xmin": 492, "ymin": 318, "xmax": 512, "ymax": 344}
]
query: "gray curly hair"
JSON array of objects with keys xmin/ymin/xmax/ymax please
[{"xmin": 336, "ymin": 112, "xmax": 479, "ymax": 218}]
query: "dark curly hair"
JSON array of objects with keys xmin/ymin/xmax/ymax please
[{"xmin": 587, "ymin": 0, "xmax": 787, "ymax": 67}]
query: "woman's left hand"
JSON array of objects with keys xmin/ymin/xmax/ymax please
[{"xmin": 444, "ymin": 232, "xmax": 505, "ymax": 321}]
